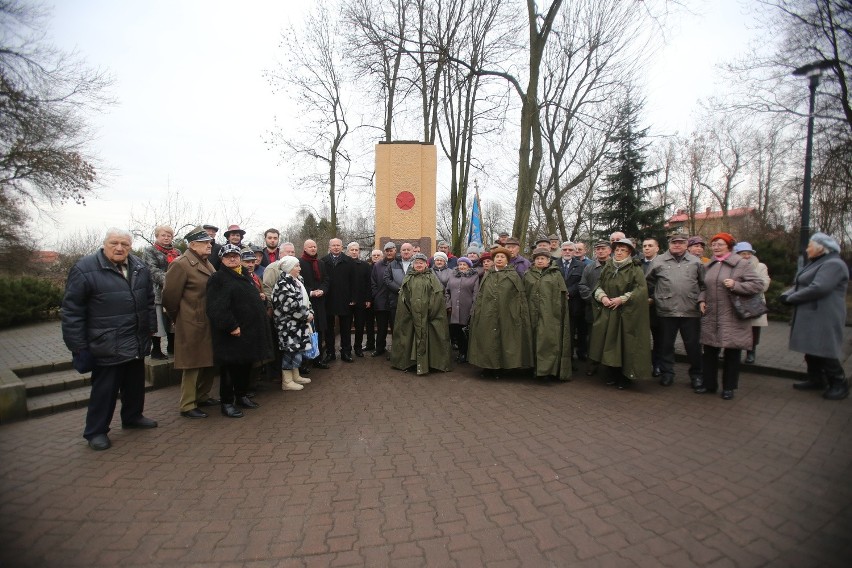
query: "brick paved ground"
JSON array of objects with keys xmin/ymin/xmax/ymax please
[{"xmin": 1, "ymin": 349, "xmax": 851, "ymax": 567}]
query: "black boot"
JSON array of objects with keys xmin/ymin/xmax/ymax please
[
  {"xmin": 744, "ymin": 350, "xmax": 755, "ymax": 364},
  {"xmin": 823, "ymin": 376, "xmax": 849, "ymax": 400},
  {"xmin": 150, "ymin": 337, "xmax": 167, "ymax": 360},
  {"xmin": 166, "ymin": 332, "xmax": 175, "ymax": 355},
  {"xmin": 793, "ymin": 375, "xmax": 825, "ymax": 391}
]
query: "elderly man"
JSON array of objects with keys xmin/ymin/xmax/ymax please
[
  {"xmin": 578, "ymin": 241, "xmax": 611, "ymax": 374},
  {"xmin": 645, "ymin": 234, "xmax": 706, "ymax": 388},
  {"xmin": 347, "ymin": 242, "xmax": 373, "ymax": 357},
  {"xmin": 322, "ymin": 238, "xmax": 357, "ymax": 362},
  {"xmin": 558, "ymin": 241, "xmax": 591, "ymax": 361},
  {"xmin": 163, "ymin": 226, "xmax": 218, "ymax": 418},
  {"xmin": 548, "ymin": 234, "xmax": 561, "ymax": 258},
  {"xmin": 260, "ymin": 228, "xmax": 281, "ymax": 267},
  {"xmin": 372, "ymin": 242, "xmax": 397, "ymax": 357},
  {"xmin": 641, "ymin": 238, "xmax": 662, "ymax": 376},
  {"xmin": 434, "ymin": 241, "xmax": 458, "ymax": 269},
  {"xmin": 62, "ymin": 228, "xmax": 158, "ymax": 451},
  {"xmin": 504, "ymin": 237, "xmax": 531, "ymax": 276},
  {"xmin": 203, "ymin": 224, "xmax": 222, "ymax": 269},
  {"xmin": 385, "ymin": 242, "xmax": 414, "ymax": 296}
]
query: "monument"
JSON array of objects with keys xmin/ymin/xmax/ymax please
[{"xmin": 374, "ymin": 141, "xmax": 437, "ymax": 255}]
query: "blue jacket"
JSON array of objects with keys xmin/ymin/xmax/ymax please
[{"xmin": 61, "ymin": 250, "xmax": 156, "ymax": 366}]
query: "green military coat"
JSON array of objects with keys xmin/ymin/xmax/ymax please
[
  {"xmin": 524, "ymin": 265, "xmax": 572, "ymax": 380},
  {"xmin": 588, "ymin": 258, "xmax": 651, "ymax": 379},
  {"xmin": 390, "ymin": 268, "xmax": 451, "ymax": 375},
  {"xmin": 468, "ymin": 268, "xmax": 534, "ymax": 370}
]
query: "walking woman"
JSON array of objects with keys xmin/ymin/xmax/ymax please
[
  {"xmin": 272, "ymin": 256, "xmax": 315, "ymax": 391},
  {"xmin": 782, "ymin": 233, "xmax": 849, "ymax": 400},
  {"xmin": 445, "ymin": 256, "xmax": 480, "ymax": 363},
  {"xmin": 694, "ymin": 233, "xmax": 764, "ymax": 400},
  {"xmin": 525, "ymin": 248, "xmax": 572, "ymax": 380},
  {"xmin": 206, "ymin": 244, "xmax": 273, "ymax": 417}
]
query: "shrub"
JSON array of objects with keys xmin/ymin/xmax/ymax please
[{"xmin": 0, "ymin": 276, "xmax": 64, "ymax": 328}]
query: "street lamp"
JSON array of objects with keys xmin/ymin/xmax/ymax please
[{"xmin": 792, "ymin": 59, "xmax": 837, "ymax": 266}]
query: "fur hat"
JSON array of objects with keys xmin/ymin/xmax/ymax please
[
  {"xmin": 491, "ymin": 247, "xmax": 512, "ymax": 260},
  {"xmin": 218, "ymin": 243, "xmax": 242, "ymax": 258},
  {"xmin": 810, "ymin": 232, "xmax": 841, "ymax": 253},
  {"xmin": 532, "ymin": 247, "xmax": 552, "ymax": 259}
]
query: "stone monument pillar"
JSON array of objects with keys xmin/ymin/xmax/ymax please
[{"xmin": 374, "ymin": 141, "xmax": 437, "ymax": 255}]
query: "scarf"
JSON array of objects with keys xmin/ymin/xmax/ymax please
[
  {"xmin": 155, "ymin": 243, "xmax": 180, "ymax": 264},
  {"xmin": 301, "ymin": 251, "xmax": 321, "ymax": 280},
  {"xmin": 714, "ymin": 253, "xmax": 732, "ymax": 262}
]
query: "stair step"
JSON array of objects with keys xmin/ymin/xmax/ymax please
[
  {"xmin": 27, "ymin": 386, "xmax": 91, "ymax": 418},
  {"xmin": 21, "ymin": 369, "xmax": 91, "ymax": 396}
]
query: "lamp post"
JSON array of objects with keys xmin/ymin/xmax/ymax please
[{"xmin": 792, "ymin": 59, "xmax": 837, "ymax": 266}]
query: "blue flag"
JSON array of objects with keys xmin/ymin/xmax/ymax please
[{"xmin": 467, "ymin": 191, "xmax": 483, "ymax": 248}]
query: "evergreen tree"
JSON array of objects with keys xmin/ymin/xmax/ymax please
[{"xmin": 594, "ymin": 99, "xmax": 666, "ymax": 242}]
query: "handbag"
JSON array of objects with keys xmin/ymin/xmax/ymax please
[
  {"xmin": 304, "ymin": 323, "xmax": 320, "ymax": 359},
  {"xmin": 731, "ymin": 292, "xmax": 768, "ymax": 320}
]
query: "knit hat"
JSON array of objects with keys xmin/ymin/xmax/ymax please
[
  {"xmin": 466, "ymin": 244, "xmax": 481, "ymax": 254},
  {"xmin": 810, "ymin": 232, "xmax": 841, "ymax": 253},
  {"xmin": 433, "ymin": 252, "xmax": 448, "ymax": 263},
  {"xmin": 479, "ymin": 252, "xmax": 492, "ymax": 262},
  {"xmin": 710, "ymin": 233, "xmax": 736, "ymax": 248},
  {"xmin": 279, "ymin": 256, "xmax": 299, "ymax": 274},
  {"xmin": 456, "ymin": 257, "xmax": 473, "ymax": 268},
  {"xmin": 412, "ymin": 253, "xmax": 429, "ymax": 262}
]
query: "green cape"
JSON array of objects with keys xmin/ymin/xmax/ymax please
[
  {"xmin": 390, "ymin": 269, "xmax": 451, "ymax": 374},
  {"xmin": 524, "ymin": 265, "xmax": 572, "ymax": 379}
]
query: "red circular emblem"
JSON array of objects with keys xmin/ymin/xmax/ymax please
[{"xmin": 396, "ymin": 191, "xmax": 416, "ymax": 210}]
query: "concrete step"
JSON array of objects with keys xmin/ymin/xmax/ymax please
[
  {"xmin": 22, "ymin": 368, "xmax": 91, "ymax": 396},
  {"xmin": 26, "ymin": 386, "xmax": 91, "ymax": 418}
]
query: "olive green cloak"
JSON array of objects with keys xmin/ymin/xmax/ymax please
[
  {"xmin": 390, "ymin": 268, "xmax": 451, "ymax": 374},
  {"xmin": 524, "ymin": 265, "xmax": 572, "ymax": 380},
  {"xmin": 468, "ymin": 268, "xmax": 534, "ymax": 370},
  {"xmin": 588, "ymin": 259, "xmax": 651, "ymax": 379}
]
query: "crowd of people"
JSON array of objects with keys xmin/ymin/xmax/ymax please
[{"xmin": 60, "ymin": 225, "xmax": 850, "ymax": 451}]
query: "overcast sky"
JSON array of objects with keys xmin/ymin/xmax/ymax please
[{"xmin": 41, "ymin": 0, "xmax": 755, "ymax": 249}]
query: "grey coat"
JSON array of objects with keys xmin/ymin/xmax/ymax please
[
  {"xmin": 445, "ymin": 269, "xmax": 480, "ymax": 325},
  {"xmin": 699, "ymin": 254, "xmax": 765, "ymax": 350},
  {"xmin": 140, "ymin": 245, "xmax": 180, "ymax": 304},
  {"xmin": 645, "ymin": 251, "xmax": 705, "ymax": 318},
  {"xmin": 785, "ymin": 252, "xmax": 848, "ymax": 359}
]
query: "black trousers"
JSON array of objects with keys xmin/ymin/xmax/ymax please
[
  {"xmin": 374, "ymin": 310, "xmax": 392, "ymax": 352},
  {"xmin": 325, "ymin": 313, "xmax": 353, "ymax": 355},
  {"xmin": 658, "ymin": 317, "xmax": 702, "ymax": 380},
  {"xmin": 449, "ymin": 324, "xmax": 469, "ymax": 356},
  {"xmin": 219, "ymin": 362, "xmax": 252, "ymax": 404},
  {"xmin": 569, "ymin": 308, "xmax": 588, "ymax": 357},
  {"xmin": 804, "ymin": 354, "xmax": 844, "ymax": 379},
  {"xmin": 84, "ymin": 359, "xmax": 145, "ymax": 440},
  {"xmin": 702, "ymin": 346, "xmax": 741, "ymax": 391},
  {"xmin": 352, "ymin": 305, "xmax": 374, "ymax": 351}
]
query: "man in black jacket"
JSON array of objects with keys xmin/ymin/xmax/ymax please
[
  {"xmin": 61, "ymin": 228, "xmax": 158, "ymax": 451},
  {"xmin": 347, "ymin": 242, "xmax": 373, "ymax": 357},
  {"xmin": 371, "ymin": 242, "xmax": 397, "ymax": 356},
  {"xmin": 322, "ymin": 238, "xmax": 356, "ymax": 362},
  {"xmin": 298, "ymin": 239, "xmax": 330, "ymax": 369}
]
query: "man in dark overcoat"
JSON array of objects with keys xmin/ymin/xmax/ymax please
[{"xmin": 322, "ymin": 238, "xmax": 356, "ymax": 362}]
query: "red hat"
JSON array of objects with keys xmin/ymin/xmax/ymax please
[
  {"xmin": 223, "ymin": 224, "xmax": 246, "ymax": 238},
  {"xmin": 710, "ymin": 232, "xmax": 736, "ymax": 248}
]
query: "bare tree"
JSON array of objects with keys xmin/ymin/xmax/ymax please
[
  {"xmin": 266, "ymin": 3, "xmax": 351, "ymax": 232},
  {"xmin": 343, "ymin": 0, "xmax": 412, "ymax": 141},
  {"xmin": 670, "ymin": 131, "xmax": 712, "ymax": 236},
  {"xmin": 0, "ymin": 1, "xmax": 112, "ymax": 255},
  {"xmin": 697, "ymin": 116, "xmax": 751, "ymax": 222}
]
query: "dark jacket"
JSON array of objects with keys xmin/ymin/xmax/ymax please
[
  {"xmin": 322, "ymin": 253, "xmax": 356, "ymax": 315},
  {"xmin": 371, "ymin": 258, "xmax": 394, "ymax": 311},
  {"xmin": 61, "ymin": 251, "xmax": 156, "ymax": 367},
  {"xmin": 351, "ymin": 258, "xmax": 372, "ymax": 306},
  {"xmin": 260, "ymin": 247, "xmax": 279, "ymax": 267},
  {"xmin": 299, "ymin": 254, "xmax": 330, "ymax": 332},
  {"xmin": 384, "ymin": 258, "xmax": 408, "ymax": 309},
  {"xmin": 558, "ymin": 256, "xmax": 590, "ymax": 313},
  {"xmin": 206, "ymin": 266, "xmax": 273, "ymax": 365}
]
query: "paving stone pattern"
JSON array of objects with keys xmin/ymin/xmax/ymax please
[{"xmin": 1, "ymin": 351, "xmax": 851, "ymax": 567}]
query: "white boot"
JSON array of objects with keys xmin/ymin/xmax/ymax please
[
  {"xmin": 281, "ymin": 369, "xmax": 304, "ymax": 391},
  {"xmin": 293, "ymin": 367, "xmax": 311, "ymax": 384}
]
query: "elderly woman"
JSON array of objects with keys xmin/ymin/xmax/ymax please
[
  {"xmin": 445, "ymin": 256, "xmax": 480, "ymax": 363},
  {"xmin": 781, "ymin": 233, "xmax": 849, "ymax": 400},
  {"xmin": 695, "ymin": 233, "xmax": 764, "ymax": 400},
  {"xmin": 390, "ymin": 253, "xmax": 451, "ymax": 374},
  {"xmin": 733, "ymin": 242, "xmax": 770, "ymax": 364},
  {"xmin": 206, "ymin": 244, "xmax": 273, "ymax": 417},
  {"xmin": 468, "ymin": 247, "xmax": 533, "ymax": 377},
  {"xmin": 588, "ymin": 238, "xmax": 650, "ymax": 389},
  {"xmin": 432, "ymin": 251, "xmax": 452, "ymax": 289},
  {"xmin": 525, "ymin": 248, "xmax": 572, "ymax": 380},
  {"xmin": 272, "ymin": 256, "xmax": 314, "ymax": 391},
  {"xmin": 141, "ymin": 225, "xmax": 180, "ymax": 359},
  {"xmin": 478, "ymin": 252, "xmax": 493, "ymax": 279}
]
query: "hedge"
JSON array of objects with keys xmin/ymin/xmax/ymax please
[{"xmin": 0, "ymin": 276, "xmax": 64, "ymax": 328}]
